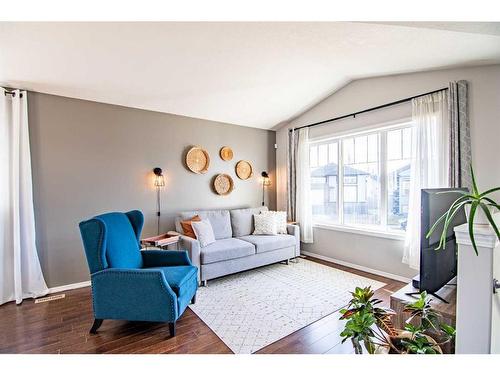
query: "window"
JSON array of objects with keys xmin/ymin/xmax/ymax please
[{"xmin": 309, "ymin": 122, "xmax": 412, "ymax": 232}]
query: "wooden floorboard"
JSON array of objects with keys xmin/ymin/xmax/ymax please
[{"xmin": 0, "ymin": 256, "xmax": 404, "ymax": 354}]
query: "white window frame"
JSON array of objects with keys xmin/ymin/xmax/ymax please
[{"xmin": 309, "ymin": 120, "xmax": 412, "ymax": 240}]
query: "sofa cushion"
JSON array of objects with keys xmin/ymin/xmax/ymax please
[
  {"xmin": 192, "ymin": 219, "xmax": 216, "ymax": 247},
  {"xmin": 147, "ymin": 265, "xmax": 198, "ymax": 296},
  {"xmin": 230, "ymin": 207, "xmax": 268, "ymax": 237},
  {"xmin": 180, "ymin": 215, "xmax": 201, "ymax": 238},
  {"xmin": 201, "ymin": 238, "xmax": 255, "ymax": 264},
  {"xmin": 238, "ymin": 234, "xmax": 296, "ymax": 254},
  {"xmin": 176, "ymin": 210, "xmax": 232, "ymax": 240}
]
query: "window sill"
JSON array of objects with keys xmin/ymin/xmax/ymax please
[{"xmin": 313, "ymin": 222, "xmax": 406, "ymax": 241}]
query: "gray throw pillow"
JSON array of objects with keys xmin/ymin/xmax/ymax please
[
  {"xmin": 253, "ymin": 213, "xmax": 278, "ymax": 235},
  {"xmin": 191, "ymin": 220, "xmax": 216, "ymax": 247}
]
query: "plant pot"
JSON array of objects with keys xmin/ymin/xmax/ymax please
[
  {"xmin": 375, "ymin": 330, "xmax": 443, "ymax": 354},
  {"xmin": 391, "ymin": 331, "xmax": 443, "ymax": 354},
  {"xmin": 465, "ymin": 204, "xmax": 494, "ymax": 226}
]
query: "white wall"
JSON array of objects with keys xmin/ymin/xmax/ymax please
[{"xmin": 276, "ymin": 64, "xmax": 500, "ymax": 280}]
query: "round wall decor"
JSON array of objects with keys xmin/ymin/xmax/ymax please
[
  {"xmin": 213, "ymin": 174, "xmax": 234, "ymax": 195},
  {"xmin": 186, "ymin": 146, "xmax": 210, "ymax": 174},
  {"xmin": 219, "ymin": 146, "xmax": 234, "ymax": 161},
  {"xmin": 235, "ymin": 160, "xmax": 253, "ymax": 180}
]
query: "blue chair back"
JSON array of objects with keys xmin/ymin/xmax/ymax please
[{"xmin": 79, "ymin": 210, "xmax": 144, "ymax": 273}]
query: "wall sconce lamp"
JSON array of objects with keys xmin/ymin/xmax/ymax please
[
  {"xmin": 261, "ymin": 171, "xmax": 271, "ymax": 207},
  {"xmin": 153, "ymin": 167, "xmax": 165, "ymax": 234}
]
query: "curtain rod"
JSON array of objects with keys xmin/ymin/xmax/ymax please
[
  {"xmin": 3, "ymin": 89, "xmax": 24, "ymax": 98},
  {"xmin": 289, "ymin": 87, "xmax": 448, "ymax": 133}
]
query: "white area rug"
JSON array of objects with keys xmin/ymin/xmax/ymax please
[{"xmin": 189, "ymin": 259, "xmax": 386, "ymax": 354}]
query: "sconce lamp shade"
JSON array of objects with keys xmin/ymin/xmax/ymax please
[
  {"xmin": 261, "ymin": 171, "xmax": 271, "ymax": 186},
  {"xmin": 153, "ymin": 167, "xmax": 165, "ymax": 187}
]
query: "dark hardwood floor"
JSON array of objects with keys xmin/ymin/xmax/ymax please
[{"xmin": 0, "ymin": 257, "xmax": 405, "ymax": 354}]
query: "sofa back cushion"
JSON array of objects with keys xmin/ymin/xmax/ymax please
[
  {"xmin": 176, "ymin": 209, "xmax": 232, "ymax": 240},
  {"xmin": 230, "ymin": 207, "xmax": 268, "ymax": 237}
]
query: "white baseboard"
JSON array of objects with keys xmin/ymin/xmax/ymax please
[
  {"xmin": 301, "ymin": 251, "xmax": 412, "ymax": 283},
  {"xmin": 48, "ymin": 280, "xmax": 91, "ymax": 294}
]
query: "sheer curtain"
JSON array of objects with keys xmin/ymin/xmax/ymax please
[
  {"xmin": 289, "ymin": 128, "xmax": 313, "ymax": 243},
  {"xmin": 403, "ymin": 91, "xmax": 450, "ymax": 269},
  {"xmin": 1, "ymin": 88, "xmax": 48, "ymax": 305}
]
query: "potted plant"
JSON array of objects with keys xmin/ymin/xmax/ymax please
[
  {"xmin": 339, "ymin": 286, "xmax": 455, "ymax": 354},
  {"xmin": 426, "ymin": 166, "xmax": 499, "ymax": 255}
]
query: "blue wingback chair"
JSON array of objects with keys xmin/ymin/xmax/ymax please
[{"xmin": 78, "ymin": 210, "xmax": 198, "ymax": 337}]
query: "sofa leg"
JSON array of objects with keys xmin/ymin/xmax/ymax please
[
  {"xmin": 202, "ymin": 280, "xmax": 207, "ymax": 287},
  {"xmin": 89, "ymin": 319, "xmax": 103, "ymax": 334},
  {"xmin": 286, "ymin": 258, "xmax": 290, "ymax": 265},
  {"xmin": 191, "ymin": 293, "xmax": 196, "ymax": 304},
  {"xmin": 169, "ymin": 322, "xmax": 176, "ymax": 337}
]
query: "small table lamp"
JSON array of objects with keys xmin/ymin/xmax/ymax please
[
  {"xmin": 261, "ymin": 171, "xmax": 271, "ymax": 207},
  {"xmin": 153, "ymin": 167, "xmax": 165, "ymax": 234}
]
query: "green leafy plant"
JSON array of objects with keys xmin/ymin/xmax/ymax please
[
  {"xmin": 401, "ymin": 291, "xmax": 455, "ymax": 353},
  {"xmin": 339, "ymin": 287, "xmax": 455, "ymax": 354},
  {"xmin": 426, "ymin": 166, "xmax": 500, "ymax": 255}
]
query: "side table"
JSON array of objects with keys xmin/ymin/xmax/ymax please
[{"xmin": 141, "ymin": 232, "xmax": 181, "ymax": 250}]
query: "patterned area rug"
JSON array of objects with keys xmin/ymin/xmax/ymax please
[{"xmin": 189, "ymin": 259, "xmax": 385, "ymax": 354}]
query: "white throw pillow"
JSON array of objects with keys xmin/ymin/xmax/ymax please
[
  {"xmin": 253, "ymin": 213, "xmax": 278, "ymax": 235},
  {"xmin": 191, "ymin": 219, "xmax": 216, "ymax": 247},
  {"xmin": 260, "ymin": 210, "xmax": 287, "ymax": 234}
]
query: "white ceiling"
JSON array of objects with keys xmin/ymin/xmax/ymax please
[{"xmin": 1, "ymin": 22, "xmax": 500, "ymax": 129}]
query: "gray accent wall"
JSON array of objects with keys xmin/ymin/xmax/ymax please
[
  {"xmin": 28, "ymin": 92, "xmax": 276, "ymax": 288},
  {"xmin": 276, "ymin": 64, "xmax": 500, "ymax": 280}
]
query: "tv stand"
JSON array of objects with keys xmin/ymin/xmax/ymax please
[
  {"xmin": 404, "ymin": 291, "xmax": 450, "ymax": 304},
  {"xmin": 407, "ymin": 275, "xmax": 451, "ymax": 303}
]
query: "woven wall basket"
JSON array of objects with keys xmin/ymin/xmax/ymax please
[
  {"xmin": 219, "ymin": 146, "xmax": 234, "ymax": 161},
  {"xmin": 235, "ymin": 160, "xmax": 253, "ymax": 180},
  {"xmin": 213, "ymin": 174, "xmax": 234, "ymax": 195},
  {"xmin": 186, "ymin": 146, "xmax": 210, "ymax": 174}
]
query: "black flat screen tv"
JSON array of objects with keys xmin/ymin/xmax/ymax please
[{"xmin": 415, "ymin": 188, "xmax": 467, "ymax": 302}]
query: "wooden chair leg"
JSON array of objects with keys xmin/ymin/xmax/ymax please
[
  {"xmin": 191, "ymin": 293, "xmax": 196, "ymax": 304},
  {"xmin": 169, "ymin": 322, "xmax": 176, "ymax": 337},
  {"xmin": 90, "ymin": 319, "xmax": 103, "ymax": 334}
]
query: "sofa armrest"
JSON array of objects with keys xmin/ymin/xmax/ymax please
[
  {"xmin": 287, "ymin": 224, "xmax": 301, "ymax": 257},
  {"xmin": 141, "ymin": 250, "xmax": 192, "ymax": 267},
  {"xmin": 176, "ymin": 235, "xmax": 201, "ymax": 281},
  {"xmin": 91, "ymin": 268, "xmax": 178, "ymax": 322}
]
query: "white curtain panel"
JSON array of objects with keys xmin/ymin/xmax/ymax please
[
  {"xmin": 295, "ymin": 128, "xmax": 313, "ymax": 243},
  {"xmin": 403, "ymin": 91, "xmax": 450, "ymax": 270},
  {"xmin": 1, "ymin": 88, "xmax": 48, "ymax": 305}
]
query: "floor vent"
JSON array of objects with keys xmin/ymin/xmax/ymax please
[{"xmin": 35, "ymin": 294, "xmax": 65, "ymax": 303}]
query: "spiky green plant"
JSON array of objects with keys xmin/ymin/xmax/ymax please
[{"xmin": 426, "ymin": 166, "xmax": 500, "ymax": 255}]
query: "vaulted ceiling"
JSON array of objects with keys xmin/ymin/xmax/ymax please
[{"xmin": 1, "ymin": 22, "xmax": 500, "ymax": 129}]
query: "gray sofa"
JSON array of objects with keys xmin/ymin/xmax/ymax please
[{"xmin": 174, "ymin": 207, "xmax": 300, "ymax": 285}]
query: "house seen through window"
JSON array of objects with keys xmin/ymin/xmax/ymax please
[{"xmin": 309, "ymin": 122, "xmax": 412, "ymax": 232}]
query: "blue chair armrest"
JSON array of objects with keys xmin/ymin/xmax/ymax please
[
  {"xmin": 141, "ymin": 250, "xmax": 192, "ymax": 267},
  {"xmin": 91, "ymin": 268, "xmax": 178, "ymax": 322}
]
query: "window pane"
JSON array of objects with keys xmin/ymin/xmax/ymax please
[
  {"xmin": 367, "ymin": 134, "xmax": 378, "ymax": 162},
  {"xmin": 402, "ymin": 127, "xmax": 412, "ymax": 159},
  {"xmin": 310, "ymin": 144, "xmax": 338, "ymax": 223},
  {"xmin": 328, "ymin": 143, "xmax": 338, "ymax": 164},
  {"xmin": 387, "ymin": 127, "xmax": 412, "ymax": 230},
  {"xmin": 354, "ymin": 136, "xmax": 368, "ymax": 164},
  {"xmin": 387, "ymin": 129, "xmax": 402, "ymax": 160},
  {"xmin": 343, "ymin": 138, "xmax": 355, "ymax": 165},
  {"xmin": 318, "ymin": 144, "xmax": 328, "ymax": 166},
  {"xmin": 310, "ymin": 146, "xmax": 318, "ymax": 167},
  {"xmin": 343, "ymin": 134, "xmax": 380, "ymax": 226}
]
